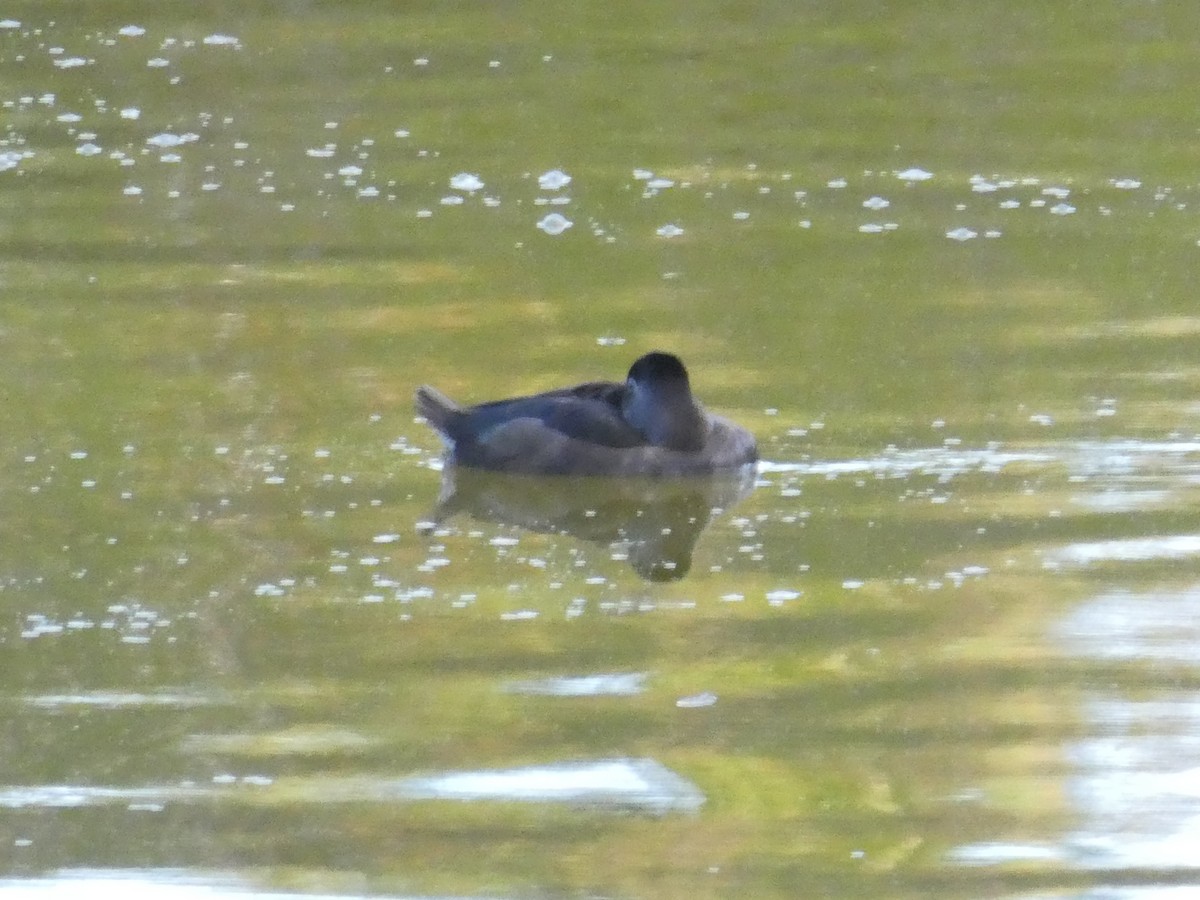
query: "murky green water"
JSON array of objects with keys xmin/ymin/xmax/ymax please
[{"xmin": 4, "ymin": 2, "xmax": 1200, "ymax": 897}]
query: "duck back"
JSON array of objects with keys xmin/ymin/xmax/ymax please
[{"xmin": 417, "ymin": 381, "xmax": 643, "ymax": 450}]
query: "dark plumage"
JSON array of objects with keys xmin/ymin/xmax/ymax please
[{"xmin": 415, "ymin": 352, "xmax": 757, "ymax": 476}]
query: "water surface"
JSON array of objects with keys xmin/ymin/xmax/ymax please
[{"xmin": 4, "ymin": 2, "xmax": 1200, "ymax": 897}]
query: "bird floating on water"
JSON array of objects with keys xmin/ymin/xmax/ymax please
[{"xmin": 415, "ymin": 351, "xmax": 757, "ymax": 476}]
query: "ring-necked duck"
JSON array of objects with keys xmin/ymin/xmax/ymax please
[{"xmin": 415, "ymin": 351, "xmax": 757, "ymax": 476}]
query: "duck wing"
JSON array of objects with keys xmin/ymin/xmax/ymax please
[{"xmin": 463, "ymin": 380, "xmax": 646, "ymax": 448}]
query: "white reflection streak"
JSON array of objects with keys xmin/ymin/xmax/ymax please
[
  {"xmin": 0, "ymin": 759, "xmax": 702, "ymax": 815},
  {"xmin": 400, "ymin": 758, "xmax": 703, "ymax": 813},
  {"xmin": 503, "ymin": 672, "xmax": 647, "ymax": 696},
  {"xmin": 1044, "ymin": 535, "xmax": 1200, "ymax": 568},
  {"xmin": 953, "ymin": 586, "xmax": 1200, "ymax": 871},
  {"xmin": 1056, "ymin": 588, "xmax": 1200, "ymax": 662},
  {"xmin": 1059, "ymin": 585, "xmax": 1200, "ymax": 870},
  {"xmin": 758, "ymin": 447, "xmax": 1053, "ymax": 478},
  {"xmin": 0, "ymin": 869, "xmax": 428, "ymax": 899}
]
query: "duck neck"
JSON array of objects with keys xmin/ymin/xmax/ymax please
[{"xmin": 625, "ymin": 385, "xmax": 707, "ymax": 451}]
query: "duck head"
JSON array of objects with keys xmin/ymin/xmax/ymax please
[{"xmin": 622, "ymin": 352, "xmax": 708, "ymax": 451}]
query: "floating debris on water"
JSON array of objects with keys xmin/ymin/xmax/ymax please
[
  {"xmin": 536, "ymin": 212, "xmax": 572, "ymax": 235},
  {"xmin": 537, "ymin": 168, "xmax": 571, "ymax": 190},
  {"xmin": 2, "ymin": 22, "xmax": 1184, "ymax": 247},
  {"xmin": 449, "ymin": 172, "xmax": 484, "ymax": 192},
  {"xmin": 945, "ymin": 227, "xmax": 977, "ymax": 241}
]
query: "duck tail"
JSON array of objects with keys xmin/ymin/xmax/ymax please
[{"xmin": 414, "ymin": 385, "xmax": 461, "ymax": 437}]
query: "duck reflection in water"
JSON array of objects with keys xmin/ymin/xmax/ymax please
[
  {"xmin": 423, "ymin": 465, "xmax": 756, "ymax": 581},
  {"xmin": 415, "ymin": 352, "xmax": 758, "ymax": 580}
]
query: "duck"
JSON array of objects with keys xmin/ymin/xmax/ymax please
[{"xmin": 414, "ymin": 351, "xmax": 757, "ymax": 476}]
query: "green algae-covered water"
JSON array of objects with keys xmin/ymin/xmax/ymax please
[{"xmin": 4, "ymin": 2, "xmax": 1200, "ymax": 896}]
